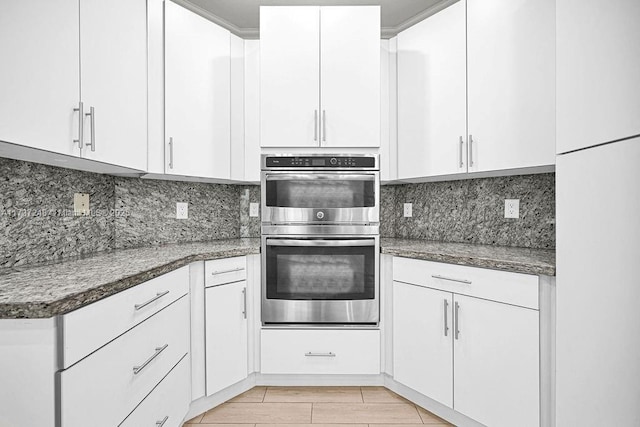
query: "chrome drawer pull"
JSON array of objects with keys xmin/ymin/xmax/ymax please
[
  {"xmin": 133, "ymin": 344, "xmax": 168, "ymax": 375},
  {"xmin": 431, "ymin": 274, "xmax": 472, "ymax": 285},
  {"xmin": 134, "ymin": 290, "xmax": 170, "ymax": 311},
  {"xmin": 156, "ymin": 416, "xmax": 169, "ymax": 427},
  {"xmin": 305, "ymin": 352, "xmax": 336, "ymax": 357},
  {"xmin": 211, "ymin": 267, "xmax": 244, "ymax": 275}
]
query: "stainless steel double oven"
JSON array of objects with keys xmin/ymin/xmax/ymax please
[{"xmin": 261, "ymin": 154, "xmax": 380, "ymax": 325}]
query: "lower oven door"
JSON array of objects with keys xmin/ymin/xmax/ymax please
[{"xmin": 262, "ymin": 235, "xmax": 379, "ymax": 325}]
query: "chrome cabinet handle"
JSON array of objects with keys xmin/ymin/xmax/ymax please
[
  {"xmin": 454, "ymin": 302, "xmax": 460, "ymax": 340},
  {"xmin": 168, "ymin": 137, "xmax": 174, "ymax": 169},
  {"xmin": 211, "ymin": 267, "xmax": 244, "ymax": 275},
  {"xmin": 459, "ymin": 136, "xmax": 464, "ymax": 168},
  {"xmin": 133, "ymin": 344, "xmax": 168, "ymax": 375},
  {"xmin": 322, "ymin": 110, "xmax": 326, "ymax": 143},
  {"xmin": 85, "ymin": 106, "xmax": 95, "ymax": 152},
  {"xmin": 305, "ymin": 352, "xmax": 336, "ymax": 357},
  {"xmin": 242, "ymin": 288, "xmax": 247, "ymax": 319},
  {"xmin": 444, "ymin": 299, "xmax": 449, "ymax": 337},
  {"xmin": 156, "ymin": 416, "xmax": 169, "ymax": 427},
  {"xmin": 73, "ymin": 102, "xmax": 84, "ymax": 149},
  {"xmin": 314, "ymin": 110, "xmax": 318, "ymax": 142},
  {"xmin": 469, "ymin": 134, "xmax": 474, "ymax": 167},
  {"xmin": 431, "ymin": 274, "xmax": 472, "ymax": 285},
  {"xmin": 134, "ymin": 290, "xmax": 170, "ymax": 311}
]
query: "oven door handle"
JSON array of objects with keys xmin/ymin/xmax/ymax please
[
  {"xmin": 265, "ymin": 173, "xmax": 376, "ymax": 181},
  {"xmin": 266, "ymin": 239, "xmax": 375, "ymax": 247}
]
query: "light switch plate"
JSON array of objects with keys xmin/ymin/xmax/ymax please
[
  {"xmin": 249, "ymin": 203, "xmax": 259, "ymax": 217},
  {"xmin": 403, "ymin": 203, "xmax": 413, "ymax": 218},
  {"xmin": 505, "ymin": 199, "xmax": 520, "ymax": 218},
  {"xmin": 74, "ymin": 193, "xmax": 90, "ymax": 216},
  {"xmin": 176, "ymin": 202, "xmax": 188, "ymax": 219}
]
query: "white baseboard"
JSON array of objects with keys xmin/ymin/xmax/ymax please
[
  {"xmin": 184, "ymin": 373, "xmax": 256, "ymax": 421},
  {"xmin": 255, "ymin": 373, "xmax": 385, "ymax": 386}
]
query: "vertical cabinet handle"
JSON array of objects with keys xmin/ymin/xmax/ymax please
[
  {"xmin": 469, "ymin": 134, "xmax": 474, "ymax": 167},
  {"xmin": 454, "ymin": 302, "xmax": 460, "ymax": 340},
  {"xmin": 168, "ymin": 137, "xmax": 174, "ymax": 169},
  {"xmin": 242, "ymin": 288, "xmax": 247, "ymax": 319},
  {"xmin": 314, "ymin": 110, "xmax": 318, "ymax": 142},
  {"xmin": 156, "ymin": 416, "xmax": 169, "ymax": 427},
  {"xmin": 85, "ymin": 106, "xmax": 95, "ymax": 152},
  {"xmin": 444, "ymin": 299, "xmax": 449, "ymax": 337},
  {"xmin": 459, "ymin": 136, "xmax": 464, "ymax": 168},
  {"xmin": 73, "ymin": 102, "xmax": 84, "ymax": 149},
  {"xmin": 322, "ymin": 110, "xmax": 326, "ymax": 143}
]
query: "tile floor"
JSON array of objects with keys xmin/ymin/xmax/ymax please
[{"xmin": 184, "ymin": 386, "xmax": 454, "ymax": 426}]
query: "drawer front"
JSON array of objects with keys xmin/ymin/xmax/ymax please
[
  {"xmin": 261, "ymin": 329, "xmax": 380, "ymax": 375},
  {"xmin": 61, "ymin": 266, "xmax": 189, "ymax": 368},
  {"xmin": 119, "ymin": 354, "xmax": 191, "ymax": 427},
  {"xmin": 205, "ymin": 256, "xmax": 247, "ymax": 287},
  {"xmin": 393, "ymin": 257, "xmax": 539, "ymax": 309},
  {"xmin": 60, "ymin": 296, "xmax": 189, "ymax": 427}
]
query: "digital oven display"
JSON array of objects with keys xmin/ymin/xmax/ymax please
[{"xmin": 311, "ymin": 159, "xmax": 326, "ymax": 166}]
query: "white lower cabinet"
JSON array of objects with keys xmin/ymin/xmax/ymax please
[
  {"xmin": 119, "ymin": 354, "xmax": 191, "ymax": 427},
  {"xmin": 393, "ymin": 257, "xmax": 540, "ymax": 427},
  {"xmin": 261, "ymin": 329, "xmax": 380, "ymax": 375}
]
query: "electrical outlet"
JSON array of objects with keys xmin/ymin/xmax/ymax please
[
  {"xmin": 74, "ymin": 193, "xmax": 90, "ymax": 216},
  {"xmin": 505, "ymin": 199, "xmax": 520, "ymax": 219},
  {"xmin": 176, "ymin": 202, "xmax": 188, "ymax": 219},
  {"xmin": 403, "ymin": 203, "xmax": 413, "ymax": 218},
  {"xmin": 249, "ymin": 202, "xmax": 259, "ymax": 217}
]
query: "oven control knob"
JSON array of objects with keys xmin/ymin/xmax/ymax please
[
  {"xmin": 330, "ymin": 157, "xmax": 337, "ymax": 165},
  {"xmin": 316, "ymin": 211, "xmax": 325, "ymax": 219}
]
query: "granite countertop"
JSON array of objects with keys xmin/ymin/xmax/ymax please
[
  {"xmin": 0, "ymin": 237, "xmax": 555, "ymax": 320},
  {"xmin": 381, "ymin": 238, "xmax": 556, "ymax": 277},
  {"xmin": 0, "ymin": 239, "xmax": 260, "ymax": 319}
]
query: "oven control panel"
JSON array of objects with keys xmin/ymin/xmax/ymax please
[{"xmin": 263, "ymin": 155, "xmax": 377, "ymax": 169}]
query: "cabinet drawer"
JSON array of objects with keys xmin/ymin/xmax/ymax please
[
  {"xmin": 393, "ymin": 257, "xmax": 538, "ymax": 309},
  {"xmin": 119, "ymin": 354, "xmax": 191, "ymax": 427},
  {"xmin": 59, "ymin": 296, "xmax": 189, "ymax": 427},
  {"xmin": 261, "ymin": 329, "xmax": 380, "ymax": 375},
  {"xmin": 61, "ymin": 266, "xmax": 189, "ymax": 368},
  {"xmin": 205, "ymin": 256, "xmax": 246, "ymax": 287}
]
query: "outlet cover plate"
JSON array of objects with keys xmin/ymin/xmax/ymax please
[
  {"xmin": 74, "ymin": 193, "xmax": 90, "ymax": 216},
  {"xmin": 176, "ymin": 202, "xmax": 188, "ymax": 219},
  {"xmin": 505, "ymin": 199, "xmax": 520, "ymax": 218},
  {"xmin": 403, "ymin": 203, "xmax": 413, "ymax": 218},
  {"xmin": 249, "ymin": 202, "xmax": 259, "ymax": 217}
]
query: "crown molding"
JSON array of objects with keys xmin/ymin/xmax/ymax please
[{"xmin": 174, "ymin": 0, "xmax": 458, "ymax": 40}]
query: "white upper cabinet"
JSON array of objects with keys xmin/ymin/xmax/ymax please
[
  {"xmin": 260, "ymin": 6, "xmax": 380, "ymax": 148},
  {"xmin": 397, "ymin": 1, "xmax": 466, "ymax": 179},
  {"xmin": 0, "ymin": 0, "xmax": 147, "ymax": 171},
  {"xmin": 79, "ymin": 0, "xmax": 147, "ymax": 171},
  {"xmin": 165, "ymin": 0, "xmax": 231, "ymax": 179},
  {"xmin": 467, "ymin": 0, "xmax": 555, "ymax": 172},
  {"xmin": 556, "ymin": 0, "xmax": 640, "ymax": 153}
]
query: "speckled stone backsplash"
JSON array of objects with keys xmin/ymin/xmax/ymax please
[
  {"xmin": 240, "ymin": 185, "xmax": 260, "ymax": 238},
  {"xmin": 386, "ymin": 173, "xmax": 555, "ymax": 249},
  {"xmin": 0, "ymin": 157, "xmax": 116, "ymax": 268}
]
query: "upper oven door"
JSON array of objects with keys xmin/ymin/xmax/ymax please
[{"xmin": 261, "ymin": 171, "xmax": 379, "ymax": 224}]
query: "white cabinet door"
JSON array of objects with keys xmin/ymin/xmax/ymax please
[
  {"xmin": 79, "ymin": 0, "xmax": 147, "ymax": 171},
  {"xmin": 397, "ymin": 1, "xmax": 466, "ymax": 179},
  {"xmin": 244, "ymin": 40, "xmax": 261, "ymax": 182},
  {"xmin": 165, "ymin": 1, "xmax": 230, "ymax": 178},
  {"xmin": 453, "ymin": 294, "xmax": 539, "ymax": 427},
  {"xmin": 393, "ymin": 281, "xmax": 453, "ymax": 408},
  {"xmin": 205, "ymin": 281, "xmax": 248, "ymax": 395},
  {"xmin": 320, "ymin": 6, "xmax": 380, "ymax": 148},
  {"xmin": 260, "ymin": 6, "xmax": 320, "ymax": 147},
  {"xmin": 556, "ymin": 0, "xmax": 640, "ymax": 153},
  {"xmin": 0, "ymin": 0, "xmax": 80, "ymax": 157},
  {"xmin": 467, "ymin": 0, "xmax": 555, "ymax": 172}
]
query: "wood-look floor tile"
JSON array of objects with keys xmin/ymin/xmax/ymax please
[
  {"xmin": 229, "ymin": 386, "xmax": 268, "ymax": 403},
  {"xmin": 416, "ymin": 406, "xmax": 453, "ymax": 425},
  {"xmin": 312, "ymin": 403, "xmax": 423, "ymax": 424},
  {"xmin": 361, "ymin": 387, "xmax": 410, "ymax": 404},
  {"xmin": 372, "ymin": 424, "xmax": 452, "ymax": 427},
  {"xmin": 264, "ymin": 386, "xmax": 364, "ymax": 403},
  {"xmin": 257, "ymin": 424, "xmax": 366, "ymax": 427},
  {"xmin": 196, "ymin": 424, "xmax": 255, "ymax": 427},
  {"xmin": 184, "ymin": 413, "xmax": 204, "ymax": 423},
  {"xmin": 201, "ymin": 402, "xmax": 312, "ymax": 424}
]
